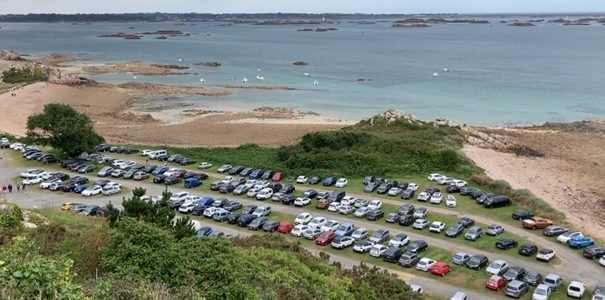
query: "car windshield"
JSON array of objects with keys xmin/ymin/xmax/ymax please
[
  {"xmin": 544, "ymin": 278, "xmax": 556, "ymax": 284},
  {"xmin": 569, "ymin": 286, "xmax": 581, "ymax": 291},
  {"xmin": 492, "ymin": 262, "xmax": 502, "ymax": 268},
  {"xmin": 535, "ymin": 288, "xmax": 547, "ymax": 295}
]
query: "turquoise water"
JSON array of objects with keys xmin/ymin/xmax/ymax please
[{"xmin": 1, "ymin": 20, "xmax": 604, "ymax": 124}]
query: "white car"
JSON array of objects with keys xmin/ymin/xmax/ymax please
[
  {"xmin": 387, "ymin": 187, "xmax": 402, "ymax": 196},
  {"xmin": 254, "ymin": 181, "xmax": 269, "ymax": 189},
  {"xmin": 335, "ymin": 178, "xmax": 348, "ymax": 188},
  {"xmin": 388, "ymin": 234, "xmax": 410, "ymax": 247},
  {"xmin": 39, "ymin": 171, "xmax": 56, "ymax": 180},
  {"xmin": 82, "ymin": 185, "xmax": 102, "ymax": 197},
  {"xmin": 430, "ymin": 192, "xmax": 443, "ymax": 204},
  {"xmin": 24, "ymin": 176, "xmax": 44, "ymax": 185},
  {"xmin": 178, "ymin": 202, "xmax": 197, "ymax": 213},
  {"xmin": 104, "ymin": 182, "xmax": 121, "ymax": 189},
  {"xmin": 445, "ymin": 195, "xmax": 457, "ymax": 207},
  {"xmin": 599, "ymin": 256, "xmax": 605, "ymax": 267},
  {"xmin": 429, "ymin": 221, "xmax": 445, "ymax": 233},
  {"xmin": 40, "ymin": 179, "xmax": 61, "ymax": 189},
  {"xmin": 308, "ymin": 216, "xmax": 327, "ymax": 229},
  {"xmin": 320, "ymin": 220, "xmax": 340, "ymax": 232},
  {"xmin": 198, "ymin": 162, "xmax": 213, "ymax": 169},
  {"xmin": 451, "ymin": 179, "xmax": 467, "ymax": 187},
  {"xmin": 353, "ymin": 240, "xmax": 375, "ymax": 253},
  {"xmin": 328, "ymin": 202, "xmax": 343, "ymax": 212},
  {"xmin": 170, "ymin": 191, "xmax": 189, "ymax": 202},
  {"xmin": 407, "ymin": 183, "xmax": 419, "ymax": 191},
  {"xmin": 536, "ymin": 248, "xmax": 556, "ymax": 262},
  {"xmin": 557, "ymin": 231, "xmax": 583, "ymax": 244},
  {"xmin": 256, "ymin": 188, "xmax": 273, "ymax": 200},
  {"xmin": 369, "ymin": 244, "xmax": 388, "ymax": 257},
  {"xmin": 291, "ymin": 224, "xmax": 309, "ymax": 237},
  {"xmin": 417, "ymin": 192, "xmax": 430, "ymax": 202},
  {"xmin": 351, "ymin": 228, "xmax": 368, "ymax": 240},
  {"xmin": 410, "ymin": 284, "xmax": 423, "ymax": 294},
  {"xmin": 102, "ymin": 185, "xmax": 121, "ymax": 196},
  {"xmin": 450, "ymin": 292, "xmax": 468, "ymax": 300},
  {"xmin": 303, "ymin": 228, "xmax": 322, "ymax": 240},
  {"xmin": 294, "ymin": 197, "xmax": 311, "ymax": 207},
  {"xmin": 341, "ymin": 196, "xmax": 356, "ymax": 206},
  {"xmin": 567, "ymin": 281, "xmax": 585, "ymax": 298},
  {"xmin": 203, "ymin": 207, "xmax": 218, "ymax": 218},
  {"xmin": 354, "ymin": 207, "xmax": 370, "ymax": 217},
  {"xmin": 20, "ymin": 169, "xmax": 43, "ymax": 178},
  {"xmin": 331, "ymin": 236, "xmax": 355, "ymax": 249},
  {"xmin": 367, "ymin": 200, "xmax": 382, "ymax": 210},
  {"xmin": 295, "ymin": 176, "xmax": 308, "ymax": 184},
  {"xmin": 416, "ymin": 258, "xmax": 436, "ymax": 271},
  {"xmin": 532, "ymin": 284, "xmax": 552, "ymax": 300},
  {"xmin": 486, "ymin": 259, "xmax": 509, "ymax": 276},
  {"xmin": 252, "ymin": 206, "xmax": 271, "ymax": 217},
  {"xmin": 247, "ymin": 187, "xmax": 261, "ymax": 197},
  {"xmin": 140, "ymin": 149, "xmax": 154, "ymax": 156},
  {"xmin": 436, "ymin": 177, "xmax": 453, "ymax": 185},
  {"xmin": 427, "ymin": 173, "xmax": 443, "ymax": 181},
  {"xmin": 294, "ymin": 212, "xmax": 313, "ymax": 225},
  {"xmin": 413, "ymin": 219, "xmax": 429, "ymax": 230}
]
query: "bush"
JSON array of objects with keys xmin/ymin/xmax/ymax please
[
  {"xmin": 1, "ymin": 67, "xmax": 47, "ymax": 83},
  {"xmin": 0, "ymin": 201, "xmax": 23, "ymax": 230}
]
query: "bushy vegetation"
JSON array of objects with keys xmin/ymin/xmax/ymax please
[
  {"xmin": 0, "ymin": 190, "xmax": 423, "ymax": 300},
  {"xmin": 27, "ymin": 103, "xmax": 104, "ymax": 157},
  {"xmin": 1, "ymin": 67, "xmax": 47, "ymax": 83}
]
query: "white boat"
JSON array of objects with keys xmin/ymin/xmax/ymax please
[
  {"xmin": 313, "ymin": 80, "xmax": 319, "ymax": 85},
  {"xmin": 442, "ymin": 68, "xmax": 449, "ymax": 72},
  {"xmin": 433, "ymin": 72, "xmax": 439, "ymax": 77},
  {"xmin": 178, "ymin": 58, "xmax": 184, "ymax": 62},
  {"xmin": 242, "ymin": 77, "xmax": 248, "ymax": 84},
  {"xmin": 199, "ymin": 78, "xmax": 206, "ymax": 84},
  {"xmin": 256, "ymin": 75, "xmax": 264, "ymax": 80},
  {"xmin": 257, "ymin": 68, "xmax": 262, "ymax": 72},
  {"xmin": 132, "ymin": 76, "xmax": 137, "ymax": 79},
  {"xmin": 304, "ymin": 72, "xmax": 310, "ymax": 76}
]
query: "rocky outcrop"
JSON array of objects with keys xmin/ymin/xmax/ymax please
[
  {"xmin": 0, "ymin": 49, "xmax": 24, "ymax": 61},
  {"xmin": 98, "ymin": 32, "xmax": 142, "ymax": 40},
  {"xmin": 293, "ymin": 61, "xmax": 308, "ymax": 66},
  {"xmin": 194, "ymin": 61, "xmax": 221, "ymax": 67},
  {"xmin": 510, "ymin": 21, "xmax": 536, "ymax": 26},
  {"xmin": 392, "ymin": 23, "xmax": 431, "ymax": 28}
]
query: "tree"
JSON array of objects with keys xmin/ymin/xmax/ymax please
[{"xmin": 26, "ymin": 103, "xmax": 104, "ymax": 157}]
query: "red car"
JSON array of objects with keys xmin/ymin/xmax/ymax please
[
  {"xmin": 430, "ymin": 261, "xmax": 451, "ymax": 276},
  {"xmin": 485, "ymin": 275, "xmax": 507, "ymax": 291},
  {"xmin": 277, "ymin": 221, "xmax": 294, "ymax": 234},
  {"xmin": 315, "ymin": 230, "xmax": 336, "ymax": 246},
  {"xmin": 272, "ymin": 172, "xmax": 284, "ymax": 182}
]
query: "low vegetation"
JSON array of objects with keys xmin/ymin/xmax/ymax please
[
  {"xmin": 0, "ymin": 189, "xmax": 423, "ymax": 300},
  {"xmin": 1, "ymin": 67, "xmax": 47, "ymax": 84}
]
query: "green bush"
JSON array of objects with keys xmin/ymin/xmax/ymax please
[
  {"xmin": 0, "ymin": 201, "xmax": 23, "ymax": 230},
  {"xmin": 1, "ymin": 67, "xmax": 47, "ymax": 83}
]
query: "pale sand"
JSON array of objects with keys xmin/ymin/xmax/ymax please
[{"xmin": 464, "ymin": 144, "xmax": 605, "ymax": 240}]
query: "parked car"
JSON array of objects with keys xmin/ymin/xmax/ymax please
[
  {"xmin": 466, "ymin": 254, "xmax": 489, "ymax": 270},
  {"xmin": 277, "ymin": 221, "xmax": 294, "ymax": 234},
  {"xmin": 334, "ymin": 223, "xmax": 355, "ymax": 237},
  {"xmin": 532, "ymin": 284, "xmax": 552, "ymax": 300},
  {"xmin": 351, "ymin": 228, "xmax": 368, "ymax": 240},
  {"xmin": 536, "ymin": 248, "xmax": 556, "ymax": 262},
  {"xmin": 524, "ymin": 271, "xmax": 543, "ymax": 286},
  {"xmin": 406, "ymin": 240, "xmax": 428, "ymax": 254},
  {"xmin": 464, "ymin": 226, "xmax": 483, "ymax": 241},
  {"xmin": 353, "ymin": 240, "xmax": 375, "ymax": 253},
  {"xmin": 486, "ymin": 224, "xmax": 504, "ymax": 236},
  {"xmin": 430, "ymin": 261, "xmax": 451, "ymax": 276},
  {"xmin": 290, "ymin": 224, "xmax": 309, "ymax": 237},
  {"xmin": 416, "ymin": 258, "xmax": 436, "ymax": 272},
  {"xmin": 557, "ymin": 231, "xmax": 583, "ymax": 244},
  {"xmin": 399, "ymin": 252, "xmax": 421, "ymax": 267},
  {"xmin": 519, "ymin": 244, "xmax": 538, "ymax": 256},
  {"xmin": 401, "ymin": 189, "xmax": 416, "ymax": 199},
  {"xmin": 512, "ymin": 209, "xmax": 534, "ymax": 220},
  {"xmin": 523, "ymin": 217, "xmax": 554, "ymax": 230},
  {"xmin": 413, "ymin": 207, "xmax": 428, "ymax": 219},
  {"xmin": 382, "ymin": 246, "xmax": 404, "ymax": 263},
  {"xmin": 429, "ymin": 192, "xmax": 443, "ymax": 204},
  {"xmin": 308, "ymin": 216, "xmax": 327, "ymax": 229},
  {"xmin": 503, "ymin": 266, "xmax": 526, "ymax": 282},
  {"xmin": 429, "ymin": 221, "xmax": 445, "ymax": 234},
  {"xmin": 567, "ymin": 281, "xmax": 586, "ymax": 298},
  {"xmin": 331, "ymin": 236, "xmax": 355, "ymax": 249},
  {"xmin": 388, "ymin": 234, "xmax": 409, "ymax": 247},
  {"xmin": 248, "ymin": 217, "xmax": 268, "ymax": 230},
  {"xmin": 505, "ymin": 280, "xmax": 529, "ymax": 298},
  {"xmin": 294, "ymin": 212, "xmax": 313, "ymax": 225},
  {"xmin": 366, "ymin": 209, "xmax": 384, "ymax": 221},
  {"xmin": 412, "ymin": 219, "xmax": 429, "ymax": 230},
  {"xmin": 370, "ymin": 229, "xmax": 390, "ymax": 243},
  {"xmin": 322, "ymin": 177, "xmax": 337, "ymax": 186},
  {"xmin": 543, "ymin": 274, "xmax": 564, "ymax": 290},
  {"xmin": 445, "ymin": 223, "xmax": 464, "ymax": 238},
  {"xmin": 262, "ymin": 220, "xmax": 281, "ymax": 232},
  {"xmin": 486, "ymin": 275, "xmax": 508, "ymax": 291},
  {"xmin": 583, "ymin": 246, "xmax": 605, "ymax": 260},
  {"xmin": 543, "ymin": 225, "xmax": 569, "ymax": 237},
  {"xmin": 487, "ymin": 259, "xmax": 509, "ymax": 276},
  {"xmin": 496, "ymin": 238, "xmax": 518, "ymax": 250},
  {"xmin": 452, "ymin": 252, "xmax": 471, "ymax": 265}
]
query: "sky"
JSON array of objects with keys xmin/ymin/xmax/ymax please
[{"xmin": 0, "ymin": 0, "xmax": 604, "ymax": 14}]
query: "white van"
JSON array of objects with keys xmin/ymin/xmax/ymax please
[
  {"xmin": 102, "ymin": 185, "xmax": 121, "ymax": 196},
  {"xmin": 252, "ymin": 206, "xmax": 272, "ymax": 217},
  {"xmin": 149, "ymin": 150, "xmax": 167, "ymax": 159}
]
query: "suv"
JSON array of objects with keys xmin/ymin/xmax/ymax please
[
  {"xmin": 398, "ymin": 252, "xmax": 421, "ymax": 267},
  {"xmin": 464, "ymin": 226, "xmax": 482, "ymax": 241}
]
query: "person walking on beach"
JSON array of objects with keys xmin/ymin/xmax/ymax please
[{"xmin": 7, "ymin": 184, "xmax": 12, "ymax": 193}]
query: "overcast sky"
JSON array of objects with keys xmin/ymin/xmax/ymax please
[{"xmin": 1, "ymin": 0, "xmax": 604, "ymax": 14}]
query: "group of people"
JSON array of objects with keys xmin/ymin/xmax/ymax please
[{"xmin": 1, "ymin": 183, "xmax": 25, "ymax": 193}]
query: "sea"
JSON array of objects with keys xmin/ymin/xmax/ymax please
[{"xmin": 1, "ymin": 18, "xmax": 604, "ymax": 125}]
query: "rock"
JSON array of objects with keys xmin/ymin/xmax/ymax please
[
  {"xmin": 392, "ymin": 23, "xmax": 431, "ymax": 28},
  {"xmin": 510, "ymin": 21, "xmax": 536, "ymax": 27},
  {"xmin": 0, "ymin": 49, "xmax": 24, "ymax": 61},
  {"xmin": 293, "ymin": 61, "xmax": 308, "ymax": 66},
  {"xmin": 194, "ymin": 61, "xmax": 221, "ymax": 67}
]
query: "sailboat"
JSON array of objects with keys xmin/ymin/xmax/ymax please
[
  {"xmin": 256, "ymin": 75, "xmax": 264, "ymax": 80},
  {"xmin": 242, "ymin": 77, "xmax": 248, "ymax": 84},
  {"xmin": 199, "ymin": 78, "xmax": 206, "ymax": 84},
  {"xmin": 442, "ymin": 68, "xmax": 450, "ymax": 72},
  {"xmin": 433, "ymin": 72, "xmax": 439, "ymax": 77},
  {"xmin": 304, "ymin": 72, "xmax": 310, "ymax": 76},
  {"xmin": 313, "ymin": 80, "xmax": 319, "ymax": 85}
]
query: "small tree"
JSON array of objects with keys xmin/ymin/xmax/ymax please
[{"xmin": 26, "ymin": 103, "xmax": 104, "ymax": 157}]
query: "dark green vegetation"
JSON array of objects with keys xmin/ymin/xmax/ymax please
[
  {"xmin": 162, "ymin": 119, "xmax": 475, "ymax": 178},
  {"xmin": 1, "ymin": 67, "xmax": 47, "ymax": 84},
  {"xmin": 0, "ymin": 190, "xmax": 423, "ymax": 300},
  {"xmin": 27, "ymin": 103, "xmax": 104, "ymax": 157}
]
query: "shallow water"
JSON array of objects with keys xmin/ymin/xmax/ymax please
[{"xmin": 1, "ymin": 19, "xmax": 604, "ymax": 124}]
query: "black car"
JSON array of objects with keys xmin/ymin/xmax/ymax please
[
  {"xmin": 543, "ymin": 225, "xmax": 569, "ymax": 237},
  {"xmin": 223, "ymin": 201, "xmax": 242, "ymax": 212},
  {"xmin": 518, "ymin": 244, "xmax": 538, "ymax": 256},
  {"xmin": 398, "ymin": 215, "xmax": 415, "ymax": 226},
  {"xmin": 309, "ymin": 176, "xmax": 320, "ymax": 185},
  {"xmin": 383, "ymin": 246, "xmax": 404, "ymax": 263},
  {"xmin": 268, "ymin": 182, "xmax": 283, "ymax": 192},
  {"xmin": 78, "ymin": 164, "xmax": 95, "ymax": 173},
  {"xmin": 61, "ymin": 182, "xmax": 79, "ymax": 192},
  {"xmin": 95, "ymin": 179, "xmax": 110, "ymax": 187},
  {"xmin": 364, "ymin": 182, "xmax": 379, "ymax": 193},
  {"xmin": 366, "ymin": 209, "xmax": 384, "ymax": 221},
  {"xmin": 279, "ymin": 185, "xmax": 295, "ymax": 194},
  {"xmin": 51, "ymin": 173, "xmax": 70, "ymax": 181},
  {"xmin": 322, "ymin": 177, "xmax": 337, "ymax": 186},
  {"xmin": 227, "ymin": 213, "xmax": 241, "ymax": 224},
  {"xmin": 476, "ymin": 192, "xmax": 495, "ymax": 204},
  {"xmin": 445, "ymin": 223, "xmax": 465, "ymax": 238},
  {"xmin": 400, "ymin": 189, "xmax": 415, "ymax": 199},
  {"xmin": 237, "ymin": 214, "xmax": 257, "ymax": 227},
  {"xmin": 281, "ymin": 194, "xmax": 296, "ymax": 205},
  {"xmin": 503, "ymin": 266, "xmax": 526, "ymax": 282},
  {"xmin": 399, "ymin": 204, "xmax": 415, "ymax": 215},
  {"xmin": 210, "ymin": 180, "xmax": 224, "ymax": 191},
  {"xmin": 164, "ymin": 176, "xmax": 181, "ymax": 185},
  {"xmin": 95, "ymin": 144, "xmax": 111, "ymax": 152},
  {"xmin": 61, "ymin": 159, "xmax": 78, "ymax": 168},
  {"xmin": 376, "ymin": 182, "xmax": 393, "ymax": 194},
  {"xmin": 484, "ymin": 196, "xmax": 511, "ymax": 208},
  {"xmin": 457, "ymin": 217, "xmax": 475, "ymax": 228},
  {"xmin": 512, "ymin": 209, "xmax": 533, "ymax": 220},
  {"xmin": 262, "ymin": 220, "xmax": 281, "ymax": 232},
  {"xmin": 523, "ymin": 271, "xmax": 542, "ymax": 286},
  {"xmin": 71, "ymin": 177, "xmax": 89, "ymax": 185},
  {"xmin": 123, "ymin": 169, "xmax": 137, "ymax": 180},
  {"xmin": 241, "ymin": 205, "xmax": 257, "ymax": 215},
  {"xmin": 398, "ymin": 252, "xmax": 421, "ymax": 267},
  {"xmin": 469, "ymin": 189, "xmax": 484, "ymax": 199},
  {"xmin": 41, "ymin": 155, "xmax": 57, "ymax": 164},
  {"xmin": 247, "ymin": 217, "xmax": 268, "ymax": 230},
  {"xmin": 327, "ymin": 190, "xmax": 345, "ymax": 202},
  {"xmin": 465, "ymin": 254, "xmax": 489, "ymax": 270},
  {"xmin": 385, "ymin": 213, "xmax": 400, "ymax": 223},
  {"xmin": 219, "ymin": 184, "xmax": 237, "ymax": 194},
  {"xmin": 302, "ymin": 189, "xmax": 318, "ymax": 199},
  {"xmin": 178, "ymin": 157, "xmax": 196, "ymax": 165},
  {"xmin": 228, "ymin": 166, "xmax": 245, "ymax": 175},
  {"xmin": 406, "ymin": 240, "xmax": 428, "ymax": 254},
  {"xmin": 425, "ymin": 187, "xmax": 440, "ymax": 195},
  {"xmin": 496, "ymin": 238, "xmax": 518, "ymax": 250},
  {"xmin": 260, "ymin": 170, "xmax": 273, "ymax": 180},
  {"xmin": 153, "ymin": 175, "xmax": 166, "ymax": 184},
  {"xmin": 211, "ymin": 198, "xmax": 229, "ymax": 208},
  {"xmin": 446, "ymin": 185, "xmax": 460, "ymax": 193}
]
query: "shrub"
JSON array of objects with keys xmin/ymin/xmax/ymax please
[
  {"xmin": 0, "ymin": 201, "xmax": 23, "ymax": 230},
  {"xmin": 1, "ymin": 67, "xmax": 47, "ymax": 83}
]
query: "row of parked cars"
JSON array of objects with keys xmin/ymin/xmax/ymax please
[{"xmin": 20, "ymin": 168, "xmax": 122, "ymax": 196}]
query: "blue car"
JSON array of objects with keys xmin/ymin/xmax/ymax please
[
  {"xmin": 152, "ymin": 166, "xmax": 169, "ymax": 176},
  {"xmin": 196, "ymin": 227, "xmax": 214, "ymax": 238},
  {"xmin": 568, "ymin": 236, "xmax": 595, "ymax": 248},
  {"xmin": 184, "ymin": 177, "xmax": 202, "ymax": 188},
  {"xmin": 74, "ymin": 184, "xmax": 89, "ymax": 194}
]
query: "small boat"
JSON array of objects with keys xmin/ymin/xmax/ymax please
[
  {"xmin": 433, "ymin": 72, "xmax": 439, "ymax": 77},
  {"xmin": 242, "ymin": 77, "xmax": 248, "ymax": 84},
  {"xmin": 132, "ymin": 76, "xmax": 137, "ymax": 79},
  {"xmin": 257, "ymin": 68, "xmax": 262, "ymax": 72},
  {"xmin": 199, "ymin": 78, "xmax": 206, "ymax": 84},
  {"xmin": 304, "ymin": 72, "xmax": 310, "ymax": 76},
  {"xmin": 442, "ymin": 68, "xmax": 449, "ymax": 72},
  {"xmin": 229, "ymin": 76, "xmax": 235, "ymax": 80},
  {"xmin": 178, "ymin": 58, "xmax": 184, "ymax": 62},
  {"xmin": 313, "ymin": 80, "xmax": 319, "ymax": 85},
  {"xmin": 256, "ymin": 75, "xmax": 264, "ymax": 80}
]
